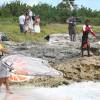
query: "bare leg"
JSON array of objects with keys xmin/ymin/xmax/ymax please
[
  {"xmin": 81, "ymin": 42, "xmax": 84, "ymax": 57},
  {"xmin": 4, "ymin": 78, "xmax": 13, "ymax": 94},
  {"xmin": 24, "ymin": 31, "xmax": 27, "ymax": 35},
  {"xmin": 73, "ymin": 33, "xmax": 76, "ymax": 41},
  {"xmin": 81, "ymin": 47, "xmax": 84, "ymax": 57},
  {"xmin": 87, "ymin": 45, "xmax": 90, "ymax": 57},
  {"xmin": 70, "ymin": 34, "xmax": 73, "ymax": 41},
  {"xmin": 1, "ymin": 51, "xmax": 3, "ymax": 56}
]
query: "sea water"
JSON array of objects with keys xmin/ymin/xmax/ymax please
[{"xmin": 0, "ymin": 81, "xmax": 100, "ymax": 100}]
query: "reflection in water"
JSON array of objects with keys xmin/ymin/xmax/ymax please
[{"xmin": 0, "ymin": 81, "xmax": 100, "ymax": 100}]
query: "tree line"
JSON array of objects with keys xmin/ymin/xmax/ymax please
[{"xmin": 0, "ymin": 1, "xmax": 100, "ymax": 25}]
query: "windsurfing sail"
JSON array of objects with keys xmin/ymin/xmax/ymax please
[
  {"xmin": 1, "ymin": 54, "xmax": 62, "ymax": 82},
  {"xmin": 68, "ymin": 0, "xmax": 74, "ymax": 11}
]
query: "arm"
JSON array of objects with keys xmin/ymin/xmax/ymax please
[
  {"xmin": 66, "ymin": 18, "xmax": 73, "ymax": 24},
  {"xmin": 89, "ymin": 26, "xmax": 96, "ymax": 37}
]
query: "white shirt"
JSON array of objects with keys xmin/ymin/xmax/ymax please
[{"xmin": 19, "ymin": 15, "xmax": 25, "ymax": 25}]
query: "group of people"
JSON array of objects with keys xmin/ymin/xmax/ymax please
[
  {"xmin": 67, "ymin": 17, "xmax": 96, "ymax": 57},
  {"xmin": 0, "ymin": 14, "xmax": 97, "ymax": 94},
  {"xmin": 19, "ymin": 9, "xmax": 41, "ymax": 34},
  {"xmin": 0, "ymin": 9, "xmax": 41, "ymax": 93}
]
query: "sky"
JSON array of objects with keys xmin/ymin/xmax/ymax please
[{"xmin": 0, "ymin": 0, "xmax": 100, "ymax": 11}]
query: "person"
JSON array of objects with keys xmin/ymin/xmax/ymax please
[
  {"xmin": 34, "ymin": 15, "xmax": 41, "ymax": 33},
  {"xmin": 0, "ymin": 63, "xmax": 13, "ymax": 94},
  {"xmin": 24, "ymin": 11, "xmax": 30, "ymax": 34},
  {"xmin": 0, "ymin": 43, "xmax": 12, "ymax": 94},
  {"xmin": 0, "ymin": 42, "xmax": 8, "ymax": 57},
  {"xmin": 28, "ymin": 9, "xmax": 33, "ymax": 18},
  {"xmin": 28, "ymin": 9, "xmax": 34, "ymax": 34},
  {"xmin": 81, "ymin": 19, "xmax": 96, "ymax": 57},
  {"xmin": 67, "ymin": 16, "xmax": 76, "ymax": 41},
  {"xmin": 19, "ymin": 12, "xmax": 25, "ymax": 33}
]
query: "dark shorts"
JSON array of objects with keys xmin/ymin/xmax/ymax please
[
  {"xmin": 19, "ymin": 24, "xmax": 24, "ymax": 33},
  {"xmin": 69, "ymin": 28, "xmax": 76, "ymax": 35},
  {"xmin": 82, "ymin": 36, "xmax": 90, "ymax": 49}
]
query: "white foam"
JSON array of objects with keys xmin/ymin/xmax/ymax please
[{"xmin": 0, "ymin": 81, "xmax": 100, "ymax": 100}]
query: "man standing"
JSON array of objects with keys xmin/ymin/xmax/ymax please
[
  {"xmin": 19, "ymin": 12, "xmax": 25, "ymax": 33},
  {"xmin": 67, "ymin": 16, "xmax": 76, "ymax": 41},
  {"xmin": 81, "ymin": 19, "xmax": 96, "ymax": 57}
]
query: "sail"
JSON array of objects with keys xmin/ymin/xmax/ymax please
[{"xmin": 1, "ymin": 54, "xmax": 62, "ymax": 82}]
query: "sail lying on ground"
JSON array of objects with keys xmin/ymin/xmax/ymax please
[{"xmin": 1, "ymin": 54, "xmax": 62, "ymax": 82}]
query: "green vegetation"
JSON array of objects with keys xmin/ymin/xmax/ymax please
[
  {"xmin": 0, "ymin": 21, "xmax": 100, "ymax": 42},
  {"xmin": 0, "ymin": 22, "xmax": 67, "ymax": 42},
  {"xmin": 0, "ymin": 1, "xmax": 100, "ymax": 42},
  {"xmin": 0, "ymin": 1, "xmax": 100, "ymax": 25}
]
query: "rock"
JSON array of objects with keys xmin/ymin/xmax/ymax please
[
  {"xmin": 54, "ymin": 56, "xmax": 100, "ymax": 81},
  {"xmin": 0, "ymin": 32, "xmax": 9, "ymax": 41},
  {"xmin": 30, "ymin": 44, "xmax": 81, "ymax": 63},
  {"xmin": 1, "ymin": 33, "xmax": 100, "ymax": 86},
  {"xmin": 48, "ymin": 33, "xmax": 70, "ymax": 45},
  {"xmin": 30, "ymin": 34, "xmax": 82, "ymax": 62},
  {"xmin": 2, "ymin": 33, "xmax": 82, "ymax": 63},
  {"xmin": 91, "ymin": 41, "xmax": 100, "ymax": 54},
  {"xmin": 89, "ymin": 32, "xmax": 100, "ymax": 54}
]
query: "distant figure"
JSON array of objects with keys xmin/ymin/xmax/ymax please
[
  {"xmin": 67, "ymin": 16, "xmax": 76, "ymax": 41},
  {"xmin": 19, "ymin": 12, "xmax": 25, "ymax": 33},
  {"xmin": 0, "ymin": 42, "xmax": 8, "ymax": 57},
  {"xmin": 28, "ymin": 9, "xmax": 33, "ymax": 18},
  {"xmin": 0, "ymin": 42, "xmax": 12, "ymax": 94},
  {"xmin": 34, "ymin": 15, "xmax": 41, "ymax": 33},
  {"xmin": 24, "ymin": 11, "xmax": 30, "ymax": 34},
  {"xmin": 81, "ymin": 19, "xmax": 96, "ymax": 57},
  {"xmin": 28, "ymin": 9, "xmax": 34, "ymax": 33}
]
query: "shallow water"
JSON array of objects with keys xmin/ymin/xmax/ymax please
[{"xmin": 0, "ymin": 81, "xmax": 100, "ymax": 100}]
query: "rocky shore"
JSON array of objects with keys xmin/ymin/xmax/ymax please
[{"xmin": 1, "ymin": 32, "xmax": 100, "ymax": 86}]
